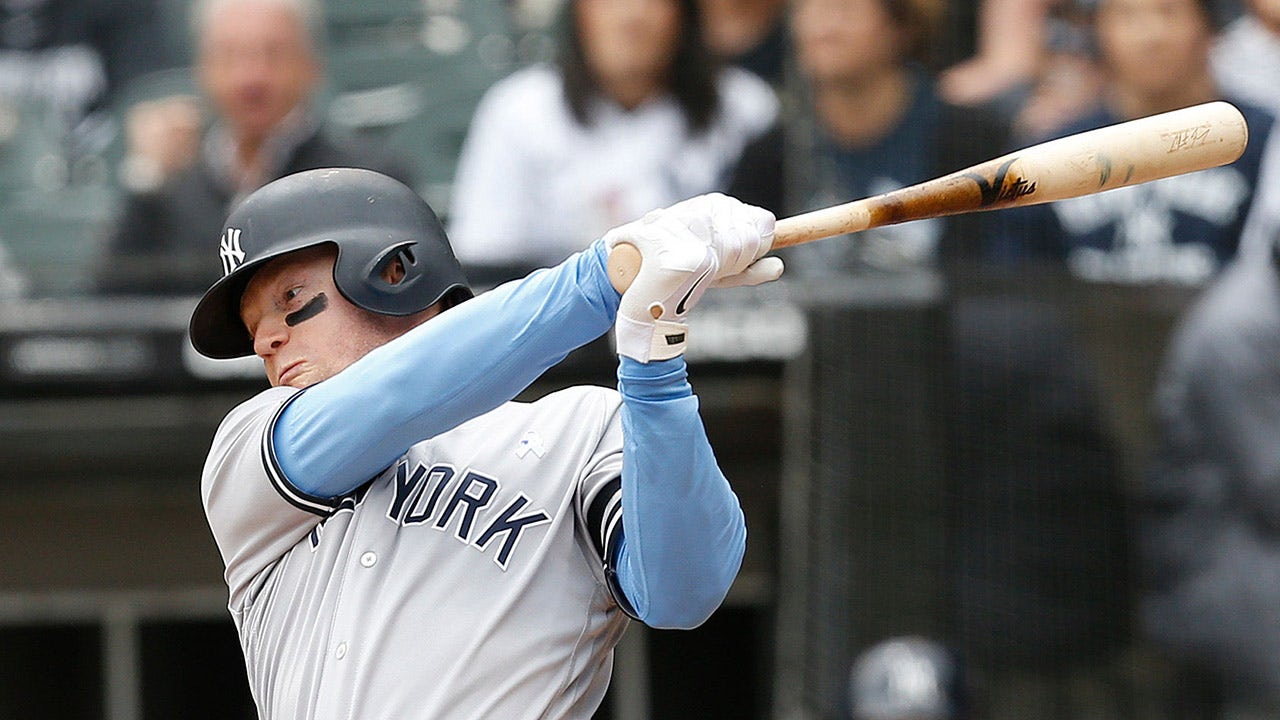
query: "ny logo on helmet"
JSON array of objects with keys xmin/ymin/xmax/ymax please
[{"xmin": 220, "ymin": 228, "xmax": 245, "ymax": 276}]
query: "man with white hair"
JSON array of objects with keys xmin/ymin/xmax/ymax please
[{"xmin": 95, "ymin": 0, "xmax": 413, "ymax": 295}]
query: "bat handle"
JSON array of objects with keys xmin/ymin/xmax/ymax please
[
  {"xmin": 772, "ymin": 201, "xmax": 874, "ymax": 248},
  {"xmin": 607, "ymin": 202, "xmax": 872, "ymax": 292}
]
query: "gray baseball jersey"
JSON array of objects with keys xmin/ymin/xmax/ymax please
[{"xmin": 202, "ymin": 383, "xmax": 630, "ymax": 719}]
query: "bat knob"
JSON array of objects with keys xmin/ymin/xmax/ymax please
[{"xmin": 607, "ymin": 243, "xmax": 642, "ymax": 293}]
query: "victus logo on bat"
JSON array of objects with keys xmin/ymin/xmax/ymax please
[{"xmin": 963, "ymin": 157, "xmax": 1038, "ymax": 206}]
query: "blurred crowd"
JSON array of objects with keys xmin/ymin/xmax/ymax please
[{"xmin": 3, "ymin": 0, "xmax": 1280, "ymax": 718}]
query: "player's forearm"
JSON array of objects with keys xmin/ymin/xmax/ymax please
[
  {"xmin": 613, "ymin": 356, "xmax": 747, "ymax": 629},
  {"xmin": 273, "ymin": 239, "xmax": 621, "ymax": 498}
]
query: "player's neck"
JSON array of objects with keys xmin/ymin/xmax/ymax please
[
  {"xmin": 1107, "ymin": 75, "xmax": 1218, "ymax": 120},
  {"xmin": 813, "ymin": 66, "xmax": 912, "ymax": 149}
]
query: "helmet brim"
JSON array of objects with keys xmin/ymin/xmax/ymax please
[
  {"xmin": 188, "ymin": 233, "xmax": 345, "ymax": 359},
  {"xmin": 187, "ymin": 254, "xmax": 276, "ymax": 360}
]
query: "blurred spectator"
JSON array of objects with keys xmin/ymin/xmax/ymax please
[
  {"xmin": 1007, "ymin": 1, "xmax": 1105, "ymax": 142},
  {"xmin": 0, "ymin": 0, "xmax": 179, "ymax": 179},
  {"xmin": 727, "ymin": 0, "xmax": 1010, "ymax": 275},
  {"xmin": 696, "ymin": 0, "xmax": 788, "ymax": 85},
  {"xmin": 988, "ymin": 0, "xmax": 1273, "ymax": 286},
  {"xmin": 939, "ymin": 0, "xmax": 1103, "ymax": 141},
  {"xmin": 447, "ymin": 0, "xmax": 777, "ymax": 282},
  {"xmin": 1141, "ymin": 240, "xmax": 1280, "ymax": 719},
  {"xmin": 93, "ymin": 0, "xmax": 414, "ymax": 296},
  {"xmin": 1211, "ymin": 0, "xmax": 1280, "ymax": 114},
  {"xmin": 846, "ymin": 636, "xmax": 967, "ymax": 720},
  {"xmin": 1212, "ymin": 0, "xmax": 1280, "ymax": 260},
  {"xmin": 951, "ymin": 1, "xmax": 1271, "ymax": 717},
  {"xmin": 938, "ymin": 0, "xmax": 1053, "ymax": 112}
]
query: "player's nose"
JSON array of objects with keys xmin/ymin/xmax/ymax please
[{"xmin": 252, "ymin": 315, "xmax": 289, "ymax": 358}]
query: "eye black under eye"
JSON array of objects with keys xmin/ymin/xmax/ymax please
[{"xmin": 286, "ymin": 292, "xmax": 328, "ymax": 327}]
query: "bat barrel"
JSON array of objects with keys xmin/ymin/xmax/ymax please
[
  {"xmin": 609, "ymin": 101, "xmax": 1249, "ymax": 290},
  {"xmin": 774, "ymin": 100, "xmax": 1248, "ymax": 248},
  {"xmin": 1005, "ymin": 100, "xmax": 1247, "ymax": 204}
]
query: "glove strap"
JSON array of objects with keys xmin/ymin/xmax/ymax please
[{"xmin": 616, "ymin": 315, "xmax": 689, "ymax": 363}]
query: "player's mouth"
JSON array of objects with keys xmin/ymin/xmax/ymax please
[{"xmin": 277, "ymin": 360, "xmax": 304, "ymax": 387}]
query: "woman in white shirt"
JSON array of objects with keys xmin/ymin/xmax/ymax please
[{"xmin": 448, "ymin": 0, "xmax": 778, "ymax": 279}]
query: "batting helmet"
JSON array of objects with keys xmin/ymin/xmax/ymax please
[{"xmin": 188, "ymin": 167, "xmax": 472, "ymax": 359}]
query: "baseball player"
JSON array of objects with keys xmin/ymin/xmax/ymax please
[{"xmin": 188, "ymin": 167, "xmax": 782, "ymax": 719}]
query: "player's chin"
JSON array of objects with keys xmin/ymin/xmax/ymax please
[
  {"xmin": 287, "ymin": 369, "xmax": 329, "ymax": 389},
  {"xmin": 275, "ymin": 362, "xmax": 309, "ymax": 388}
]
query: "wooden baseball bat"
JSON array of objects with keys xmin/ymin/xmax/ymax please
[{"xmin": 607, "ymin": 101, "xmax": 1249, "ymax": 292}]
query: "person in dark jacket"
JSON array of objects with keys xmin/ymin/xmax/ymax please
[
  {"xmin": 94, "ymin": 0, "xmax": 412, "ymax": 296},
  {"xmin": 1142, "ymin": 238, "xmax": 1280, "ymax": 719}
]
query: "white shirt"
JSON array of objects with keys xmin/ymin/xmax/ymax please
[
  {"xmin": 447, "ymin": 64, "xmax": 778, "ymax": 268},
  {"xmin": 1212, "ymin": 16, "xmax": 1280, "ymax": 116}
]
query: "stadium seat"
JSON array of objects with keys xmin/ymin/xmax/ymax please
[
  {"xmin": 0, "ymin": 185, "xmax": 115, "ymax": 297},
  {"xmin": 322, "ymin": 0, "xmax": 514, "ymax": 209}
]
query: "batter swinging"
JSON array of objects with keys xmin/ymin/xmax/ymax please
[{"xmin": 188, "ymin": 168, "xmax": 782, "ymax": 719}]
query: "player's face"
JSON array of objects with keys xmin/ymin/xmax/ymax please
[
  {"xmin": 239, "ymin": 246, "xmax": 392, "ymax": 389},
  {"xmin": 198, "ymin": 0, "xmax": 319, "ymax": 145},
  {"xmin": 792, "ymin": 0, "xmax": 905, "ymax": 86},
  {"xmin": 575, "ymin": 0, "xmax": 683, "ymax": 98},
  {"xmin": 1095, "ymin": 0, "xmax": 1213, "ymax": 98}
]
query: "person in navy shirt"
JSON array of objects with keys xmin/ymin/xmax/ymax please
[
  {"xmin": 727, "ymin": 0, "xmax": 1010, "ymax": 275},
  {"xmin": 987, "ymin": 0, "xmax": 1273, "ymax": 285}
]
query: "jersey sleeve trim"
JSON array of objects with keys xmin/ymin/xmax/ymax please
[
  {"xmin": 261, "ymin": 389, "xmax": 340, "ymax": 517},
  {"xmin": 584, "ymin": 475, "xmax": 622, "ymax": 560},
  {"xmin": 605, "ymin": 542, "xmax": 639, "ymax": 621},
  {"xmin": 584, "ymin": 475, "xmax": 639, "ymax": 619}
]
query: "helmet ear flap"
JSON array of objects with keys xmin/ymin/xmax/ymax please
[
  {"xmin": 337, "ymin": 240, "xmax": 425, "ymax": 314},
  {"xmin": 390, "ymin": 246, "xmax": 417, "ymax": 284},
  {"xmin": 375, "ymin": 243, "xmax": 417, "ymax": 287}
]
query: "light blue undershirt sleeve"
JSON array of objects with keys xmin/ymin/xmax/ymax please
[
  {"xmin": 612, "ymin": 356, "xmax": 748, "ymax": 629},
  {"xmin": 272, "ymin": 239, "xmax": 621, "ymax": 499}
]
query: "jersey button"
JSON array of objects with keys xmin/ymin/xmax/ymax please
[
  {"xmin": 360, "ymin": 551, "xmax": 377, "ymax": 568},
  {"xmin": 335, "ymin": 642, "xmax": 348, "ymax": 660}
]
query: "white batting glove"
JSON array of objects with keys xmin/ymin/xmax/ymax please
[
  {"xmin": 661, "ymin": 193, "xmax": 785, "ymax": 287},
  {"xmin": 604, "ymin": 211, "xmax": 719, "ymax": 362}
]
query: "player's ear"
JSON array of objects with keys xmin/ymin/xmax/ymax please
[{"xmin": 380, "ymin": 253, "xmax": 408, "ymax": 285}]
